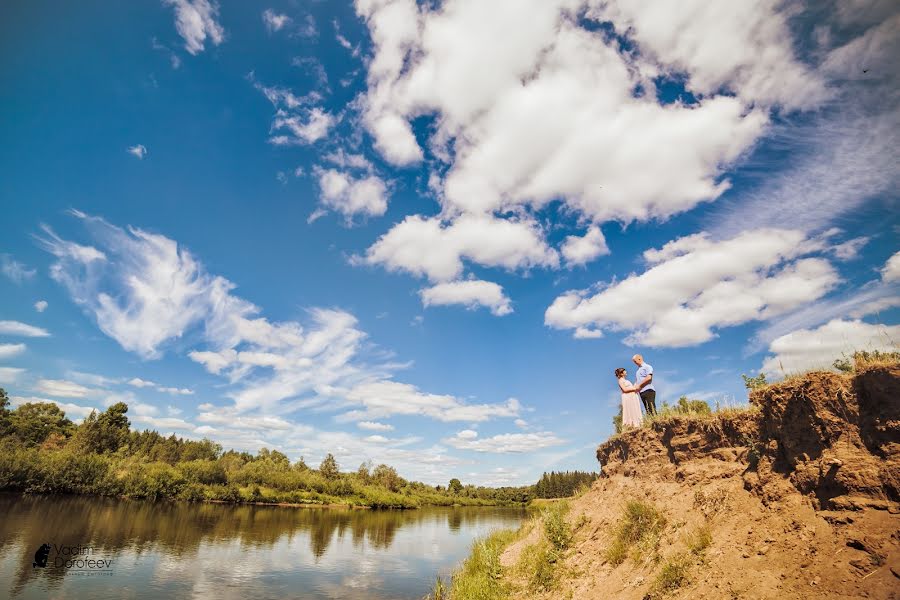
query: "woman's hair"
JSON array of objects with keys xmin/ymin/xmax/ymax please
[{"xmin": 615, "ymin": 368, "xmax": 626, "ymax": 378}]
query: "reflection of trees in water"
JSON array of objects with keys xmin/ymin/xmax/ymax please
[{"xmin": 0, "ymin": 494, "xmax": 526, "ymax": 596}]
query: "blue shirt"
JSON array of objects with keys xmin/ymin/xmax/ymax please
[{"xmin": 636, "ymin": 362, "xmax": 655, "ymax": 393}]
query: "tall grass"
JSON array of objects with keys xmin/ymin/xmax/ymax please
[
  {"xmin": 605, "ymin": 499, "xmax": 667, "ymax": 566},
  {"xmin": 516, "ymin": 501, "xmax": 573, "ymax": 593},
  {"xmin": 444, "ymin": 528, "xmax": 517, "ymax": 600}
]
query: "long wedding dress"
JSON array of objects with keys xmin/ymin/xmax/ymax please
[{"xmin": 618, "ymin": 378, "xmax": 643, "ymax": 429}]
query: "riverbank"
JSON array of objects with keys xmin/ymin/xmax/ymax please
[{"xmin": 436, "ymin": 361, "xmax": 900, "ymax": 599}]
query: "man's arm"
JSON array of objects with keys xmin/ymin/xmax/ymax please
[{"xmin": 636, "ymin": 369, "xmax": 652, "ymax": 390}]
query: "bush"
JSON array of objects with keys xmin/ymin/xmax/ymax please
[
  {"xmin": 177, "ymin": 460, "xmax": 227, "ymax": 485},
  {"xmin": 122, "ymin": 463, "xmax": 187, "ymax": 500}
]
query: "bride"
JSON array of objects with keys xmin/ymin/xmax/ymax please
[{"xmin": 616, "ymin": 368, "xmax": 643, "ymax": 429}]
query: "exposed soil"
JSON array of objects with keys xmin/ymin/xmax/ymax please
[{"xmin": 500, "ymin": 365, "xmax": 900, "ymax": 599}]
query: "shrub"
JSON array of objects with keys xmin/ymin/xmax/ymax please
[
  {"xmin": 177, "ymin": 460, "xmax": 227, "ymax": 485},
  {"xmin": 122, "ymin": 463, "xmax": 187, "ymax": 500}
]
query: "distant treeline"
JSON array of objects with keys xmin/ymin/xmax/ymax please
[
  {"xmin": 532, "ymin": 470, "xmax": 598, "ymax": 499},
  {"xmin": 0, "ymin": 389, "xmax": 571, "ymax": 508}
]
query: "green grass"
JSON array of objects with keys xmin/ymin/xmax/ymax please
[
  {"xmin": 648, "ymin": 553, "xmax": 692, "ymax": 598},
  {"xmin": 445, "ymin": 528, "xmax": 518, "ymax": 600},
  {"xmin": 605, "ymin": 499, "xmax": 667, "ymax": 566},
  {"xmin": 514, "ymin": 501, "xmax": 574, "ymax": 593},
  {"xmin": 685, "ymin": 524, "xmax": 711, "ymax": 554}
]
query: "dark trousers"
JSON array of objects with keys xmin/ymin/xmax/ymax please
[{"xmin": 640, "ymin": 390, "xmax": 657, "ymax": 415}]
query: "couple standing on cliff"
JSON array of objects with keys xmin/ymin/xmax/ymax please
[{"xmin": 615, "ymin": 354, "xmax": 656, "ymax": 430}]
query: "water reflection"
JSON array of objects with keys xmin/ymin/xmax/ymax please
[{"xmin": 0, "ymin": 494, "xmax": 526, "ymax": 599}]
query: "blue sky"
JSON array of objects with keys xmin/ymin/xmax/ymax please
[{"xmin": 1, "ymin": 0, "xmax": 898, "ymax": 486}]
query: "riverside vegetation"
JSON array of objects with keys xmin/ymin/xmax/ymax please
[
  {"xmin": 0, "ymin": 388, "xmax": 593, "ymax": 509},
  {"xmin": 432, "ymin": 350, "xmax": 900, "ymax": 599}
]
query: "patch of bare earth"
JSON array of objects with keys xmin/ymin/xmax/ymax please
[{"xmin": 500, "ymin": 365, "xmax": 900, "ymax": 599}]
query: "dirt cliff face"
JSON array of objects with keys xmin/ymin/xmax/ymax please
[{"xmin": 503, "ymin": 366, "xmax": 900, "ymax": 600}]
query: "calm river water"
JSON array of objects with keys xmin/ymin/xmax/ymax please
[{"xmin": 0, "ymin": 493, "xmax": 527, "ymax": 599}]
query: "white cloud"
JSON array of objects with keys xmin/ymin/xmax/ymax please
[
  {"xmin": 158, "ymin": 386, "xmax": 194, "ymax": 396},
  {"xmin": 561, "ymin": 226, "xmax": 609, "ymax": 267},
  {"xmin": 338, "ymin": 381, "xmax": 521, "ymax": 423},
  {"xmin": 545, "ymin": 229, "xmax": 840, "ymax": 347},
  {"xmin": 420, "ymin": 279, "xmax": 513, "ymax": 316},
  {"xmin": 34, "ymin": 300, "xmax": 48, "ymax": 313},
  {"xmin": 127, "ymin": 144, "xmax": 147, "ymax": 159},
  {"xmin": 163, "ymin": 0, "xmax": 224, "ymax": 55},
  {"xmin": 352, "ymin": 0, "xmax": 797, "ymax": 288},
  {"xmin": 1, "ymin": 255, "xmax": 36, "ymax": 283},
  {"xmin": 253, "ymin": 79, "xmax": 335, "ymax": 146},
  {"xmin": 132, "ymin": 402, "xmax": 160, "ymax": 416},
  {"xmin": 262, "ymin": 9, "xmax": 291, "ymax": 33},
  {"xmin": 0, "ymin": 343, "xmax": 26, "ymax": 359},
  {"xmin": 33, "ymin": 378, "xmax": 94, "ymax": 399},
  {"xmin": 882, "ymin": 251, "xmax": 900, "ymax": 282},
  {"xmin": 315, "ymin": 168, "xmax": 389, "ymax": 221},
  {"xmin": 0, "ymin": 367, "xmax": 25, "ymax": 384},
  {"xmin": 0, "ymin": 320, "xmax": 50, "ymax": 338},
  {"xmin": 128, "ymin": 377, "xmax": 157, "ymax": 388},
  {"xmin": 761, "ymin": 319, "xmax": 900, "ymax": 377},
  {"xmin": 444, "ymin": 430, "xmax": 564, "ymax": 453},
  {"xmin": 589, "ymin": 0, "xmax": 827, "ymax": 110},
  {"xmin": 363, "ymin": 214, "xmax": 558, "ymax": 282},
  {"xmin": 357, "ymin": 420, "xmax": 394, "ymax": 431},
  {"xmin": 133, "ymin": 415, "xmax": 196, "ymax": 431}
]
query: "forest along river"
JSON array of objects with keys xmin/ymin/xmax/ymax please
[{"xmin": 0, "ymin": 493, "xmax": 527, "ymax": 599}]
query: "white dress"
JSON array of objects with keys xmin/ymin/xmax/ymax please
[{"xmin": 619, "ymin": 378, "xmax": 643, "ymax": 429}]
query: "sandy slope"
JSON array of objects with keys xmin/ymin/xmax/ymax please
[{"xmin": 500, "ymin": 365, "xmax": 900, "ymax": 599}]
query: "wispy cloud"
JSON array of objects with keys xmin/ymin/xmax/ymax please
[
  {"xmin": 1, "ymin": 254, "xmax": 36, "ymax": 283},
  {"xmin": 0, "ymin": 320, "xmax": 50, "ymax": 338}
]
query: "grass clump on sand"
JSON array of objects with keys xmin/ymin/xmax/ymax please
[
  {"xmin": 605, "ymin": 499, "xmax": 667, "ymax": 566},
  {"xmin": 648, "ymin": 553, "xmax": 693, "ymax": 598},
  {"xmin": 516, "ymin": 500, "xmax": 574, "ymax": 593},
  {"xmin": 444, "ymin": 528, "xmax": 518, "ymax": 600}
]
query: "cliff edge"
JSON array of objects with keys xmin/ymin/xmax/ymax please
[{"xmin": 499, "ymin": 365, "xmax": 900, "ymax": 599}]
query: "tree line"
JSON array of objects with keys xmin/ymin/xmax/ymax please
[
  {"xmin": 532, "ymin": 470, "xmax": 598, "ymax": 499},
  {"xmin": 0, "ymin": 389, "xmax": 577, "ymax": 507}
]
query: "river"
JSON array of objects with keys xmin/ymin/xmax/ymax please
[{"xmin": 0, "ymin": 493, "xmax": 528, "ymax": 599}]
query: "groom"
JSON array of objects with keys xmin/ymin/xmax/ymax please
[{"xmin": 632, "ymin": 354, "xmax": 657, "ymax": 416}]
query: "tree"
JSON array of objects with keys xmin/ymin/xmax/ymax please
[
  {"xmin": 741, "ymin": 373, "xmax": 768, "ymax": 390},
  {"xmin": 0, "ymin": 387, "xmax": 10, "ymax": 437},
  {"xmin": 373, "ymin": 464, "xmax": 402, "ymax": 491},
  {"xmin": 74, "ymin": 402, "xmax": 130, "ymax": 453},
  {"xmin": 612, "ymin": 405, "xmax": 623, "ymax": 434},
  {"xmin": 357, "ymin": 461, "xmax": 372, "ymax": 483},
  {"xmin": 448, "ymin": 478, "xmax": 463, "ymax": 494},
  {"xmin": 319, "ymin": 453, "xmax": 339, "ymax": 479},
  {"xmin": 674, "ymin": 396, "xmax": 711, "ymax": 415},
  {"xmin": 8, "ymin": 402, "xmax": 73, "ymax": 446}
]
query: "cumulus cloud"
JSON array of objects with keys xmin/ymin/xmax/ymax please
[
  {"xmin": 444, "ymin": 429, "xmax": 564, "ymax": 453},
  {"xmin": 419, "ymin": 279, "xmax": 513, "ymax": 316},
  {"xmin": 363, "ymin": 214, "xmax": 558, "ymax": 282},
  {"xmin": 262, "ymin": 9, "xmax": 291, "ymax": 33},
  {"xmin": 882, "ymin": 251, "xmax": 900, "ymax": 282},
  {"xmin": 163, "ymin": 0, "xmax": 224, "ymax": 55},
  {"xmin": 127, "ymin": 377, "xmax": 156, "ymax": 388},
  {"xmin": 9, "ymin": 396, "xmax": 99, "ymax": 420},
  {"xmin": 545, "ymin": 229, "xmax": 840, "ymax": 347},
  {"xmin": 0, "ymin": 320, "xmax": 50, "ymax": 338},
  {"xmin": 315, "ymin": 168, "xmax": 389, "ymax": 221},
  {"xmin": 1, "ymin": 255, "xmax": 36, "ymax": 283},
  {"xmin": 34, "ymin": 300, "xmax": 48, "ymax": 313},
  {"xmin": 127, "ymin": 144, "xmax": 147, "ymax": 159},
  {"xmin": 761, "ymin": 319, "xmax": 900, "ymax": 377},
  {"xmin": 561, "ymin": 226, "xmax": 609, "ymax": 267},
  {"xmin": 0, "ymin": 343, "xmax": 26, "ymax": 359},
  {"xmin": 350, "ymin": 0, "xmax": 823, "ymax": 288}
]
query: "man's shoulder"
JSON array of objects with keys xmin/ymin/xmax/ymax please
[{"xmin": 643, "ymin": 363, "xmax": 653, "ymax": 373}]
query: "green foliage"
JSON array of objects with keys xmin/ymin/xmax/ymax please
[
  {"xmin": 649, "ymin": 553, "xmax": 692, "ymax": 598},
  {"xmin": 605, "ymin": 499, "xmax": 667, "ymax": 566},
  {"xmin": 673, "ymin": 396, "xmax": 711, "ymax": 415},
  {"xmin": 448, "ymin": 528, "xmax": 517, "ymax": 600},
  {"xmin": 612, "ymin": 405, "xmax": 623, "ymax": 434},
  {"xmin": 8, "ymin": 402, "xmax": 74, "ymax": 447},
  {"xmin": 741, "ymin": 373, "xmax": 768, "ymax": 390},
  {"xmin": 448, "ymin": 477, "xmax": 463, "ymax": 494},
  {"xmin": 0, "ymin": 397, "xmax": 532, "ymax": 509},
  {"xmin": 685, "ymin": 524, "xmax": 712, "ymax": 555},
  {"xmin": 532, "ymin": 470, "xmax": 598, "ymax": 499},
  {"xmin": 319, "ymin": 453, "xmax": 339, "ymax": 479},
  {"xmin": 430, "ymin": 575, "xmax": 447, "ymax": 600},
  {"xmin": 834, "ymin": 350, "xmax": 900, "ymax": 373}
]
